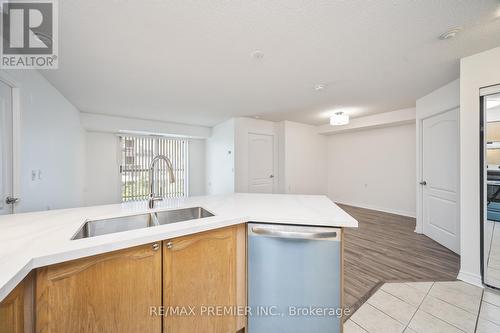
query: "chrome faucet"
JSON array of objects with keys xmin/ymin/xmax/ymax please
[{"xmin": 148, "ymin": 155, "xmax": 176, "ymax": 209}]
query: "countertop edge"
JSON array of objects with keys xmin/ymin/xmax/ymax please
[{"xmin": 0, "ymin": 216, "xmax": 356, "ymax": 302}]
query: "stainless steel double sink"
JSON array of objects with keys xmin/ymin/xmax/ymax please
[{"xmin": 72, "ymin": 207, "xmax": 214, "ymax": 240}]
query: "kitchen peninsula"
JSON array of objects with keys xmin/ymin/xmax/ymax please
[{"xmin": 0, "ymin": 193, "xmax": 357, "ymax": 333}]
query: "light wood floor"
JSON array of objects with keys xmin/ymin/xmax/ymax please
[{"xmin": 340, "ymin": 204, "xmax": 460, "ymax": 313}]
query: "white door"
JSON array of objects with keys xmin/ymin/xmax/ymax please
[
  {"xmin": 248, "ymin": 133, "xmax": 275, "ymax": 193},
  {"xmin": 422, "ymin": 108, "xmax": 460, "ymax": 253},
  {"xmin": 0, "ymin": 81, "xmax": 14, "ymax": 215}
]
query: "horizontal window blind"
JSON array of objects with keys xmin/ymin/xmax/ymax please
[{"xmin": 120, "ymin": 135, "xmax": 189, "ymax": 202}]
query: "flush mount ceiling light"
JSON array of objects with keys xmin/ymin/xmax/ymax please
[
  {"xmin": 439, "ymin": 27, "xmax": 462, "ymax": 40},
  {"xmin": 330, "ymin": 112, "xmax": 349, "ymax": 126}
]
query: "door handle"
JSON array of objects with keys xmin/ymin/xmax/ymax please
[
  {"xmin": 269, "ymin": 175, "xmax": 274, "ymax": 178},
  {"xmin": 251, "ymin": 226, "xmax": 337, "ymax": 240},
  {"xmin": 419, "ymin": 181, "xmax": 427, "ymax": 186},
  {"xmin": 5, "ymin": 196, "xmax": 19, "ymax": 204}
]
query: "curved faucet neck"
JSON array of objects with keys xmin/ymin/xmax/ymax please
[{"xmin": 148, "ymin": 155, "xmax": 176, "ymax": 208}]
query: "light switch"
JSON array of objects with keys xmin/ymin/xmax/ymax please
[{"xmin": 31, "ymin": 170, "xmax": 36, "ymax": 181}]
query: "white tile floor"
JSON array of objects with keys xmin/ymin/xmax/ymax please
[
  {"xmin": 485, "ymin": 222, "xmax": 500, "ymax": 287},
  {"xmin": 344, "ymin": 281, "xmax": 500, "ymax": 333}
]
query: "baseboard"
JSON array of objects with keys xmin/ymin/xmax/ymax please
[
  {"xmin": 457, "ymin": 270, "xmax": 483, "ymax": 288},
  {"xmin": 332, "ymin": 200, "xmax": 416, "ymax": 218}
]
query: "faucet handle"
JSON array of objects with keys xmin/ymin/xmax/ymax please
[{"xmin": 148, "ymin": 195, "xmax": 164, "ymax": 209}]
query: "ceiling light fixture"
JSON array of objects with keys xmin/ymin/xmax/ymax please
[
  {"xmin": 330, "ymin": 112, "xmax": 349, "ymax": 126},
  {"xmin": 439, "ymin": 27, "xmax": 462, "ymax": 40}
]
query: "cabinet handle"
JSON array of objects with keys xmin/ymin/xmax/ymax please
[
  {"xmin": 166, "ymin": 241, "xmax": 173, "ymax": 249},
  {"xmin": 152, "ymin": 243, "xmax": 160, "ymax": 251}
]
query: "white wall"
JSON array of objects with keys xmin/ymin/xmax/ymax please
[
  {"xmin": 188, "ymin": 139, "xmax": 206, "ymax": 196},
  {"xmin": 281, "ymin": 121, "xmax": 327, "ymax": 195},
  {"xmin": 327, "ymin": 123, "xmax": 417, "ymax": 217},
  {"xmin": 84, "ymin": 132, "xmax": 121, "ymax": 206},
  {"xmin": 207, "ymin": 117, "xmax": 325, "ymax": 195},
  {"xmin": 84, "ymin": 132, "xmax": 207, "ymax": 205},
  {"xmin": 2, "ymin": 70, "xmax": 85, "ymax": 212},
  {"xmin": 82, "ymin": 113, "xmax": 210, "ymax": 205},
  {"xmin": 206, "ymin": 119, "xmax": 235, "ymax": 195},
  {"xmin": 459, "ymin": 46, "xmax": 500, "ymax": 287}
]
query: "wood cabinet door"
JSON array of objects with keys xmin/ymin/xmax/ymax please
[
  {"xmin": 0, "ymin": 273, "xmax": 34, "ymax": 333},
  {"xmin": 36, "ymin": 243, "xmax": 162, "ymax": 333},
  {"xmin": 163, "ymin": 225, "xmax": 246, "ymax": 333}
]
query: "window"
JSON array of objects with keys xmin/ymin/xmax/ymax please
[{"xmin": 120, "ymin": 135, "xmax": 189, "ymax": 202}]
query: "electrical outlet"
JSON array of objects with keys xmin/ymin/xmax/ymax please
[{"xmin": 31, "ymin": 170, "xmax": 36, "ymax": 181}]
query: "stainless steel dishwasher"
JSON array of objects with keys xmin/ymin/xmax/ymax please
[{"xmin": 248, "ymin": 223, "xmax": 342, "ymax": 333}]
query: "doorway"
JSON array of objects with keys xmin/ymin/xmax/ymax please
[
  {"xmin": 248, "ymin": 133, "xmax": 275, "ymax": 193},
  {"xmin": 421, "ymin": 108, "xmax": 460, "ymax": 253},
  {"xmin": 480, "ymin": 84, "xmax": 500, "ymax": 289}
]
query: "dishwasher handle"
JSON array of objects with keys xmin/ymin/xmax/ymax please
[{"xmin": 251, "ymin": 226, "xmax": 338, "ymax": 240}]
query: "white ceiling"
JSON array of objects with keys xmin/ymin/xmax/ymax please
[{"xmin": 41, "ymin": 0, "xmax": 500, "ymax": 127}]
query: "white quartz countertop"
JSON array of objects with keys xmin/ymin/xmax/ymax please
[{"xmin": 0, "ymin": 193, "xmax": 357, "ymax": 302}]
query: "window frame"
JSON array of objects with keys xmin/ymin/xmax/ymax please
[{"xmin": 119, "ymin": 134, "xmax": 189, "ymax": 202}]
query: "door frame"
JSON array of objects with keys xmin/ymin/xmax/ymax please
[
  {"xmin": 479, "ymin": 84, "xmax": 500, "ymax": 288},
  {"xmin": 0, "ymin": 70, "xmax": 21, "ymax": 214},
  {"xmin": 247, "ymin": 131, "xmax": 277, "ymax": 193},
  {"xmin": 416, "ymin": 106, "xmax": 460, "ymax": 244}
]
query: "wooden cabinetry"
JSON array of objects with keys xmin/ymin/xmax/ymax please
[
  {"xmin": 3, "ymin": 225, "xmax": 247, "ymax": 333},
  {"xmin": 163, "ymin": 225, "xmax": 246, "ymax": 333},
  {"xmin": 0, "ymin": 273, "xmax": 34, "ymax": 333},
  {"xmin": 35, "ymin": 243, "xmax": 162, "ymax": 333}
]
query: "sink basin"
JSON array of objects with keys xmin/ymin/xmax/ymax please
[
  {"xmin": 154, "ymin": 207, "xmax": 214, "ymax": 225},
  {"xmin": 72, "ymin": 213, "xmax": 156, "ymax": 239},
  {"xmin": 71, "ymin": 207, "xmax": 214, "ymax": 240}
]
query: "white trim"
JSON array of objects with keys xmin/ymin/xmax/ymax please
[
  {"xmin": 11, "ymin": 88, "xmax": 20, "ymax": 214},
  {"xmin": 185, "ymin": 140, "xmax": 190, "ymax": 197},
  {"xmin": 457, "ymin": 270, "xmax": 484, "ymax": 288},
  {"xmin": 332, "ymin": 199, "xmax": 416, "ymax": 218},
  {"xmin": 115, "ymin": 130, "xmax": 196, "ymax": 140},
  {"xmin": 0, "ymin": 71, "xmax": 21, "ymax": 214},
  {"xmin": 480, "ymin": 84, "xmax": 500, "ymax": 97},
  {"xmin": 416, "ymin": 117, "xmax": 423, "ymax": 233}
]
